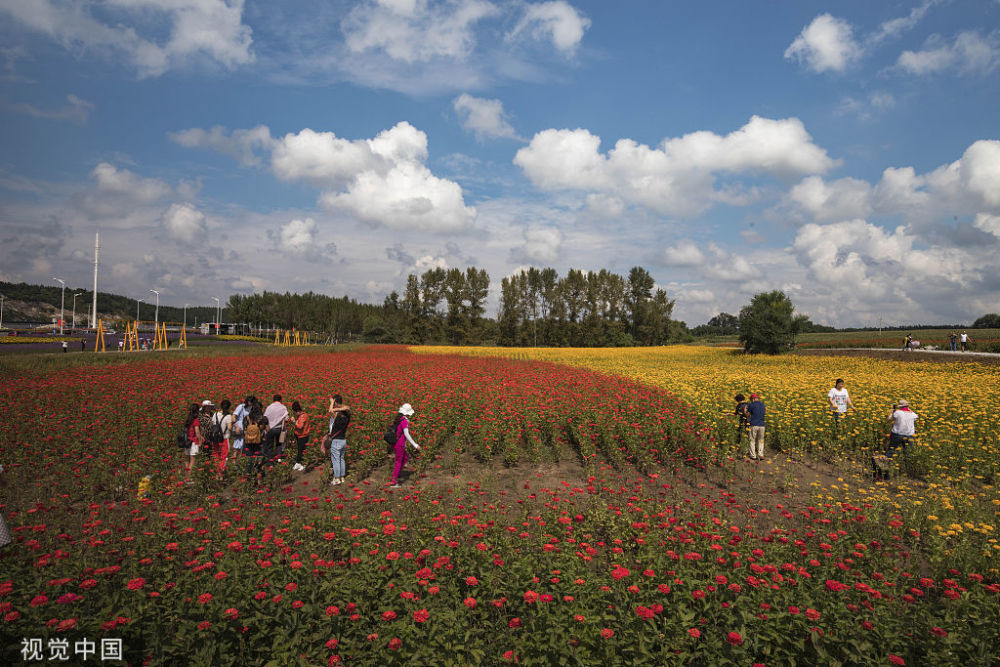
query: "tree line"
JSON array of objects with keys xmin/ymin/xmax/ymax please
[
  {"xmin": 496, "ymin": 267, "xmax": 686, "ymax": 346},
  {"xmin": 227, "ymin": 265, "xmax": 688, "ymax": 346}
]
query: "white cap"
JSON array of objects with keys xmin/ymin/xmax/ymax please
[
  {"xmin": 201, "ymin": 400, "xmax": 214, "ymax": 407},
  {"xmin": 398, "ymin": 403, "xmax": 415, "ymax": 416}
]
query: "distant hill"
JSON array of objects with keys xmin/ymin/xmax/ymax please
[{"xmin": 0, "ymin": 281, "xmax": 217, "ymax": 326}]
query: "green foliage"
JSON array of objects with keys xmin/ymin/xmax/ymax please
[
  {"xmin": 226, "ymin": 291, "xmax": 374, "ymax": 341},
  {"xmin": 738, "ymin": 290, "xmax": 807, "ymax": 354},
  {"xmin": 973, "ymin": 313, "xmax": 1000, "ymax": 329},
  {"xmin": 692, "ymin": 312, "xmax": 739, "ymax": 337},
  {"xmin": 497, "ymin": 266, "xmax": 680, "ymax": 347}
]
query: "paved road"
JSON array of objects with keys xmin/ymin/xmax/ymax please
[{"xmin": 803, "ymin": 347, "xmax": 1000, "ymax": 359}]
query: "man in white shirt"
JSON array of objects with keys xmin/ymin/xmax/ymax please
[
  {"xmin": 960, "ymin": 331, "xmax": 972, "ymax": 352},
  {"xmin": 263, "ymin": 394, "xmax": 289, "ymax": 465},
  {"xmin": 883, "ymin": 399, "xmax": 918, "ymax": 477},
  {"xmin": 827, "ymin": 378, "xmax": 854, "ymax": 425}
]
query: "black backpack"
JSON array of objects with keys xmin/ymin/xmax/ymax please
[
  {"xmin": 206, "ymin": 414, "xmax": 225, "ymax": 445},
  {"xmin": 383, "ymin": 420, "xmax": 398, "ymax": 448},
  {"xmin": 330, "ymin": 411, "xmax": 351, "ymax": 439},
  {"xmin": 176, "ymin": 427, "xmax": 188, "ymax": 448}
]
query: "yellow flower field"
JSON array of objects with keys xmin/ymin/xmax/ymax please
[{"xmin": 416, "ymin": 345, "xmax": 1000, "ymax": 568}]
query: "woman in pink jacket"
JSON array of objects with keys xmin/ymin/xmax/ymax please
[{"xmin": 389, "ymin": 403, "xmax": 421, "ymax": 488}]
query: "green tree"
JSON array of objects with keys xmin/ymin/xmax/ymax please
[
  {"xmin": 737, "ymin": 290, "xmax": 807, "ymax": 354},
  {"xmin": 973, "ymin": 313, "xmax": 1000, "ymax": 329}
]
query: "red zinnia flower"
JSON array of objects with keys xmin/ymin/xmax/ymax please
[
  {"xmin": 413, "ymin": 609, "xmax": 429, "ymax": 623},
  {"xmin": 127, "ymin": 578, "xmax": 146, "ymax": 590},
  {"xmin": 600, "ymin": 628, "xmax": 614, "ymax": 639},
  {"xmin": 688, "ymin": 628, "xmax": 700, "ymax": 638},
  {"xmin": 888, "ymin": 656, "xmax": 904, "ymax": 665},
  {"xmin": 727, "ymin": 631, "xmax": 743, "ymax": 646}
]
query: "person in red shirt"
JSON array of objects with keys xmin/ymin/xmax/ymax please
[{"xmin": 291, "ymin": 401, "xmax": 311, "ymax": 471}]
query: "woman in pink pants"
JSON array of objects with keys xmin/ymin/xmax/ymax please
[{"xmin": 389, "ymin": 403, "xmax": 421, "ymax": 488}]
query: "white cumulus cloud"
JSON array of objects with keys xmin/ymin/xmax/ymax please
[
  {"xmin": 784, "ymin": 139, "xmax": 1000, "ymax": 226},
  {"xmin": 0, "ymin": 0, "xmax": 254, "ymax": 77},
  {"xmin": 169, "ymin": 125, "xmax": 274, "ymax": 167},
  {"xmin": 161, "ymin": 202, "xmax": 207, "ymax": 242},
  {"xmin": 515, "ymin": 227, "xmax": 563, "ymax": 263},
  {"xmin": 784, "ymin": 14, "xmax": 860, "ymax": 73},
  {"xmin": 174, "ymin": 121, "xmax": 476, "ymax": 232},
  {"xmin": 279, "ymin": 218, "xmax": 316, "ymax": 254},
  {"xmin": 507, "ymin": 0, "xmax": 590, "ymax": 55},
  {"xmin": 897, "ymin": 31, "xmax": 1000, "ymax": 76},
  {"xmin": 787, "ymin": 175, "xmax": 873, "ymax": 222},
  {"xmin": 661, "ymin": 240, "xmax": 705, "ymax": 267},
  {"xmin": 342, "ymin": 0, "xmax": 499, "ymax": 64},
  {"xmin": 515, "ymin": 116, "xmax": 836, "ymax": 218},
  {"xmin": 453, "ymin": 93, "xmax": 519, "ymax": 140},
  {"xmin": 974, "ymin": 212, "xmax": 1000, "ymax": 238},
  {"xmin": 91, "ymin": 163, "xmax": 172, "ymax": 204}
]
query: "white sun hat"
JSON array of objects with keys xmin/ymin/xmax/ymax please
[{"xmin": 398, "ymin": 403, "xmax": 415, "ymax": 416}]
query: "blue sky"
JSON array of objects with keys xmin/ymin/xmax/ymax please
[{"xmin": 1, "ymin": 0, "xmax": 999, "ymax": 327}]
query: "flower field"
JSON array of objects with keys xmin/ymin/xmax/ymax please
[{"xmin": 0, "ymin": 345, "xmax": 998, "ymax": 665}]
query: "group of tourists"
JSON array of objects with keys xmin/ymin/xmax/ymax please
[
  {"xmin": 179, "ymin": 396, "xmax": 422, "ymax": 488},
  {"xmin": 732, "ymin": 378, "xmax": 918, "ymax": 480},
  {"xmin": 905, "ymin": 331, "xmax": 974, "ymax": 352},
  {"xmin": 948, "ymin": 331, "xmax": 974, "ymax": 352}
]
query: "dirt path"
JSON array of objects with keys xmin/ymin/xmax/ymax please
[{"xmin": 796, "ymin": 347, "xmax": 1000, "ymax": 366}]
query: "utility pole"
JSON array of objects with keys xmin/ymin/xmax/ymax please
[
  {"xmin": 54, "ymin": 277, "xmax": 66, "ymax": 334},
  {"xmin": 71, "ymin": 292, "xmax": 83, "ymax": 330},
  {"xmin": 91, "ymin": 232, "xmax": 99, "ymax": 328},
  {"xmin": 183, "ymin": 304, "xmax": 189, "ymax": 332},
  {"xmin": 136, "ymin": 298, "xmax": 144, "ymax": 324},
  {"xmin": 149, "ymin": 289, "xmax": 160, "ymax": 332},
  {"xmin": 212, "ymin": 297, "xmax": 220, "ymax": 335}
]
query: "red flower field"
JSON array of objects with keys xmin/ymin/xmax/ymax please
[{"xmin": 0, "ymin": 346, "xmax": 997, "ymax": 665}]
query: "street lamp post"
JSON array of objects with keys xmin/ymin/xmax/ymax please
[
  {"xmin": 212, "ymin": 297, "xmax": 220, "ymax": 335},
  {"xmin": 71, "ymin": 292, "xmax": 83, "ymax": 330},
  {"xmin": 149, "ymin": 289, "xmax": 160, "ymax": 331},
  {"xmin": 53, "ymin": 278, "xmax": 66, "ymax": 335},
  {"xmin": 136, "ymin": 298, "xmax": 144, "ymax": 325},
  {"xmin": 0, "ymin": 293, "xmax": 5, "ymax": 330}
]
